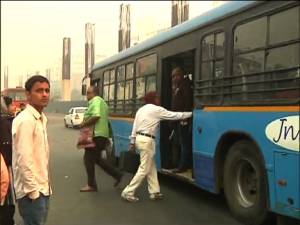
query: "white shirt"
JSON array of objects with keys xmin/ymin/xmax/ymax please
[
  {"xmin": 12, "ymin": 104, "xmax": 51, "ymax": 199},
  {"xmin": 130, "ymin": 104, "xmax": 192, "ymax": 144}
]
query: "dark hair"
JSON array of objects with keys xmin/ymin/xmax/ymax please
[
  {"xmin": 171, "ymin": 67, "xmax": 184, "ymax": 76},
  {"xmin": 143, "ymin": 91, "xmax": 158, "ymax": 104},
  {"xmin": 25, "ymin": 75, "xmax": 50, "ymax": 91},
  {"xmin": 3, "ymin": 96, "xmax": 12, "ymax": 107},
  {"xmin": 90, "ymin": 86, "xmax": 99, "ymax": 96}
]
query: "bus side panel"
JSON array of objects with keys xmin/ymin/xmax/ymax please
[
  {"xmin": 193, "ymin": 152, "xmax": 216, "ymax": 193},
  {"xmin": 273, "ymin": 152, "xmax": 300, "ymax": 219},
  {"xmin": 193, "ymin": 108, "xmax": 300, "ymax": 219},
  {"xmin": 193, "ymin": 109, "xmax": 219, "ymax": 193},
  {"xmin": 110, "ymin": 119, "xmax": 133, "ymax": 157}
]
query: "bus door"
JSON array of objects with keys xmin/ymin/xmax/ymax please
[{"xmin": 160, "ymin": 50, "xmax": 195, "ymax": 180}]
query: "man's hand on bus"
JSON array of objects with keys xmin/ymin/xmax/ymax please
[{"xmin": 129, "ymin": 143, "xmax": 135, "ymax": 153}]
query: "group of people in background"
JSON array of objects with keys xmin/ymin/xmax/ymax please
[{"xmin": 0, "ymin": 65, "xmax": 192, "ymax": 224}]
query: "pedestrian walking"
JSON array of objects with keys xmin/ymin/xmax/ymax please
[{"xmin": 79, "ymin": 86, "xmax": 123, "ymax": 192}]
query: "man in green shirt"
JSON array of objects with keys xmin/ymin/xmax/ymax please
[{"xmin": 79, "ymin": 86, "xmax": 123, "ymax": 192}]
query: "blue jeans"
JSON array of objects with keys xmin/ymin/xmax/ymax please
[
  {"xmin": 178, "ymin": 124, "xmax": 192, "ymax": 169},
  {"xmin": 18, "ymin": 194, "xmax": 49, "ymax": 225}
]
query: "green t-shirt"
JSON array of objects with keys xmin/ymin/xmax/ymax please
[{"xmin": 84, "ymin": 96, "xmax": 109, "ymax": 138}]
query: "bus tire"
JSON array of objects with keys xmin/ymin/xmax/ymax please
[{"xmin": 224, "ymin": 140, "xmax": 269, "ymax": 225}]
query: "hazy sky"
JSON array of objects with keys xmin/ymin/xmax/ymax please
[{"xmin": 1, "ymin": 1, "xmax": 221, "ymax": 89}]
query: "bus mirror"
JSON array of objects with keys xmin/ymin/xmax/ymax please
[{"xmin": 81, "ymin": 84, "xmax": 87, "ymax": 96}]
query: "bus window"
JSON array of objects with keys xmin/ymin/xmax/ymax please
[
  {"xmin": 116, "ymin": 65, "xmax": 125, "ymax": 114},
  {"xmin": 116, "ymin": 65, "xmax": 125, "ymax": 101},
  {"xmin": 266, "ymin": 43, "xmax": 299, "ymax": 71},
  {"xmin": 234, "ymin": 17, "xmax": 267, "ymax": 53},
  {"xmin": 269, "ymin": 6, "xmax": 299, "ymax": 45},
  {"xmin": 200, "ymin": 32, "xmax": 225, "ymax": 104},
  {"xmin": 103, "ymin": 71, "xmax": 110, "ymax": 101},
  {"xmin": 135, "ymin": 54, "xmax": 157, "ymax": 103},
  {"xmin": 124, "ymin": 63, "xmax": 134, "ymax": 114},
  {"xmin": 136, "ymin": 77, "xmax": 145, "ymax": 99},
  {"xmin": 103, "ymin": 85, "xmax": 109, "ymax": 101},
  {"xmin": 231, "ymin": 6, "xmax": 300, "ymax": 104},
  {"xmin": 135, "ymin": 54, "xmax": 157, "ymax": 108},
  {"xmin": 146, "ymin": 75, "xmax": 156, "ymax": 93},
  {"xmin": 102, "ymin": 69, "xmax": 115, "ymax": 112}
]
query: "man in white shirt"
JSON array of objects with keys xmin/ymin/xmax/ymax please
[
  {"xmin": 121, "ymin": 91, "xmax": 192, "ymax": 202},
  {"xmin": 12, "ymin": 75, "xmax": 51, "ymax": 225}
]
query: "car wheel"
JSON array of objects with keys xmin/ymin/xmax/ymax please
[{"xmin": 224, "ymin": 140, "xmax": 269, "ymax": 225}]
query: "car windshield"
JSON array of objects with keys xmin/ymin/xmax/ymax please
[{"xmin": 75, "ymin": 108, "xmax": 86, "ymax": 113}]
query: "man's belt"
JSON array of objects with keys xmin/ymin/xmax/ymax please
[{"xmin": 137, "ymin": 132, "xmax": 155, "ymax": 139}]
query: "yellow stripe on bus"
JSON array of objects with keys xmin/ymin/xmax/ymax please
[
  {"xmin": 203, "ymin": 106, "xmax": 300, "ymax": 112},
  {"xmin": 109, "ymin": 116, "xmax": 134, "ymax": 122}
]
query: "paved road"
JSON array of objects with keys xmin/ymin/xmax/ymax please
[{"xmin": 15, "ymin": 113, "xmax": 243, "ymax": 225}]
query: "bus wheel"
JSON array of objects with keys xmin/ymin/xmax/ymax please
[{"xmin": 224, "ymin": 140, "xmax": 268, "ymax": 225}]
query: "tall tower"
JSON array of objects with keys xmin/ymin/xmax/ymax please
[
  {"xmin": 171, "ymin": 1, "xmax": 189, "ymax": 27},
  {"xmin": 85, "ymin": 23, "xmax": 95, "ymax": 77},
  {"xmin": 62, "ymin": 37, "xmax": 71, "ymax": 101},
  {"xmin": 119, "ymin": 4, "xmax": 131, "ymax": 52}
]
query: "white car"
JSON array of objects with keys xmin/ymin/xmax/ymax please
[{"xmin": 64, "ymin": 107, "xmax": 87, "ymax": 128}]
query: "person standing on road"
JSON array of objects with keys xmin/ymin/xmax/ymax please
[
  {"xmin": 121, "ymin": 91, "xmax": 192, "ymax": 202},
  {"xmin": 79, "ymin": 86, "xmax": 123, "ymax": 192},
  {"xmin": 170, "ymin": 67, "xmax": 193, "ymax": 173},
  {"xmin": 0, "ymin": 96, "xmax": 16, "ymax": 225},
  {"xmin": 12, "ymin": 75, "xmax": 52, "ymax": 225}
]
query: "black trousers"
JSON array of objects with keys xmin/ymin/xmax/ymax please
[
  {"xmin": 84, "ymin": 136, "xmax": 122, "ymax": 188},
  {"xmin": 0, "ymin": 204, "xmax": 15, "ymax": 225}
]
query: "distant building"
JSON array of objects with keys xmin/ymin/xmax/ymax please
[
  {"xmin": 172, "ymin": 0, "xmax": 189, "ymax": 27},
  {"xmin": 85, "ymin": 23, "xmax": 95, "ymax": 76},
  {"xmin": 4, "ymin": 66, "xmax": 8, "ymax": 89},
  {"xmin": 119, "ymin": 3, "xmax": 131, "ymax": 52},
  {"xmin": 46, "ymin": 68, "xmax": 51, "ymax": 81}
]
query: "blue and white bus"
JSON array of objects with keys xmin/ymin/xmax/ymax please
[{"xmin": 85, "ymin": 1, "xmax": 299, "ymax": 224}]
